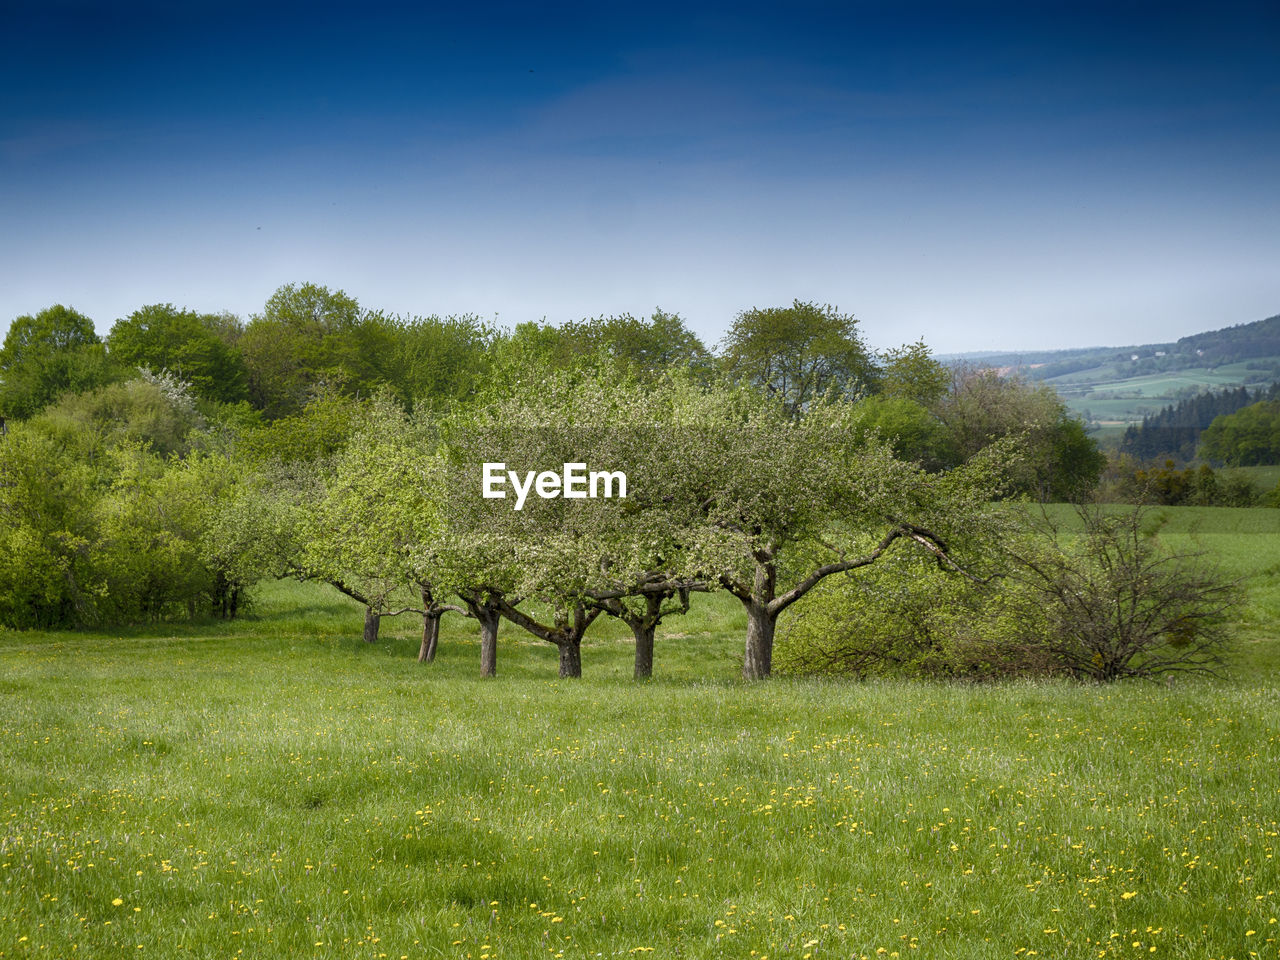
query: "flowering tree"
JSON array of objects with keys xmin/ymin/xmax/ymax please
[{"xmin": 659, "ymin": 381, "xmax": 1007, "ymax": 679}]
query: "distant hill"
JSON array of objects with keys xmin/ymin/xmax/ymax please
[
  {"xmin": 941, "ymin": 313, "xmax": 1280, "ymax": 425},
  {"xmin": 942, "ymin": 313, "xmax": 1280, "ymax": 378}
]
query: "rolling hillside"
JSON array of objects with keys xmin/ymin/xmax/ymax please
[{"xmin": 944, "ymin": 313, "xmax": 1280, "ymax": 425}]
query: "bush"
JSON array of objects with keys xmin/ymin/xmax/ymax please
[
  {"xmin": 776, "ymin": 505, "xmax": 1242, "ymax": 683},
  {"xmin": 1005, "ymin": 506, "xmax": 1241, "ymax": 681},
  {"xmin": 774, "ymin": 550, "xmax": 1059, "ymax": 681}
]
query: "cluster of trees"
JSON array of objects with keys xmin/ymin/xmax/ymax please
[
  {"xmin": 1119, "ymin": 383, "xmax": 1278, "ymax": 462},
  {"xmin": 16, "ymin": 284, "xmax": 1225, "ymax": 681},
  {"xmin": 1103, "ymin": 460, "xmax": 1261, "ymax": 508},
  {"xmin": 1200, "ymin": 399, "xmax": 1280, "ymax": 467}
]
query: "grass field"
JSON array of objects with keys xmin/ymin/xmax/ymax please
[{"xmin": 2, "ymin": 508, "xmax": 1279, "ymax": 959}]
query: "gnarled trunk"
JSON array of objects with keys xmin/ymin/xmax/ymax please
[
  {"xmin": 363, "ymin": 605, "xmax": 380, "ymax": 643},
  {"xmin": 742, "ymin": 600, "xmax": 776, "ymax": 680},
  {"xmin": 558, "ymin": 639, "xmax": 582, "ymax": 678},
  {"xmin": 418, "ymin": 584, "xmax": 440, "ymax": 663},
  {"xmin": 418, "ymin": 613, "xmax": 439, "ymax": 663}
]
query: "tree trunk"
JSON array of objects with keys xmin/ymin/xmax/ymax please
[
  {"xmin": 632, "ymin": 620, "xmax": 655, "ymax": 679},
  {"xmin": 418, "ymin": 584, "xmax": 439, "ymax": 663},
  {"xmin": 558, "ymin": 639, "xmax": 582, "ymax": 679},
  {"xmin": 479, "ymin": 609, "xmax": 499, "ymax": 677},
  {"xmin": 418, "ymin": 614, "xmax": 439, "ymax": 663},
  {"xmin": 742, "ymin": 600, "xmax": 776, "ymax": 680},
  {"xmin": 363, "ymin": 605, "xmax": 380, "ymax": 643}
]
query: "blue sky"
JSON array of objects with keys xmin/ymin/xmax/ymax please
[{"xmin": 2, "ymin": 1, "xmax": 1277, "ymax": 353}]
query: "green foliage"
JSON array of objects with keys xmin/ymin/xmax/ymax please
[
  {"xmin": 850, "ymin": 395, "xmax": 954, "ymax": 468},
  {"xmin": 1113, "ymin": 459, "xmax": 1261, "ymax": 507},
  {"xmin": 387, "ymin": 313, "xmax": 494, "ymax": 410},
  {"xmin": 1200, "ymin": 398, "xmax": 1280, "ymax": 465},
  {"xmin": 0, "ymin": 304, "xmax": 116, "ymax": 420},
  {"xmin": 1119, "ymin": 383, "xmax": 1263, "ymax": 461},
  {"xmin": 0, "ymin": 422, "xmax": 102, "ymax": 627},
  {"xmin": 235, "ymin": 390, "xmax": 369, "ymax": 465},
  {"xmin": 295, "ymin": 397, "xmax": 443, "ymax": 609},
  {"xmin": 937, "ymin": 365, "xmax": 1105, "ymax": 500},
  {"xmin": 34, "ymin": 370, "xmax": 205, "ymax": 458},
  {"xmin": 0, "ymin": 411, "xmax": 262, "ymax": 628},
  {"xmin": 876, "ymin": 339, "xmax": 950, "ymax": 406},
  {"xmin": 238, "ymin": 282, "xmax": 372, "ymax": 418},
  {"xmin": 1006, "ymin": 506, "xmax": 1242, "ymax": 681},
  {"xmin": 718, "ymin": 300, "xmax": 876, "ymax": 415},
  {"xmin": 107, "ymin": 303, "xmax": 249, "ymax": 404},
  {"xmin": 486, "ymin": 310, "xmax": 710, "ymax": 391},
  {"xmin": 775, "ymin": 551, "xmax": 1050, "ymax": 680}
]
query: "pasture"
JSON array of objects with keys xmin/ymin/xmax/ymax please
[{"xmin": 2, "ymin": 507, "xmax": 1278, "ymax": 959}]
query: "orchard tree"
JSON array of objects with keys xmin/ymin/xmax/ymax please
[
  {"xmin": 439, "ymin": 369, "xmax": 705, "ymax": 678},
  {"xmin": 718, "ymin": 300, "xmax": 877, "ymax": 416},
  {"xmin": 295, "ymin": 397, "xmax": 446, "ymax": 644},
  {"xmin": 662, "ymin": 381, "xmax": 1007, "ymax": 679}
]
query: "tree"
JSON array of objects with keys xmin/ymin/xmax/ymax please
[
  {"xmin": 661, "ymin": 381, "xmax": 1006, "ymax": 679},
  {"xmin": 717, "ymin": 300, "xmax": 876, "ymax": 416},
  {"xmin": 486, "ymin": 311, "xmax": 711, "ymax": 390},
  {"xmin": 0, "ymin": 420, "xmax": 102, "ymax": 627},
  {"xmin": 438, "ymin": 368, "xmax": 704, "ymax": 678},
  {"xmin": 1005, "ymin": 506, "xmax": 1241, "ymax": 681},
  {"xmin": 238, "ymin": 282, "xmax": 383, "ymax": 418},
  {"xmin": 36, "ymin": 369, "xmax": 206, "ymax": 458},
  {"xmin": 388, "ymin": 313, "xmax": 495, "ymax": 411},
  {"xmin": 876, "ymin": 339, "xmax": 950, "ymax": 406},
  {"xmin": 849, "ymin": 395, "xmax": 954, "ymax": 469},
  {"xmin": 0, "ymin": 304, "xmax": 115, "ymax": 421},
  {"xmin": 0, "ymin": 414, "xmax": 257, "ymax": 628},
  {"xmin": 936, "ymin": 365, "xmax": 1105, "ymax": 501},
  {"xmin": 107, "ymin": 304, "xmax": 249, "ymax": 404},
  {"xmin": 291, "ymin": 398, "xmax": 446, "ymax": 645},
  {"xmin": 1200, "ymin": 400, "xmax": 1280, "ymax": 466}
]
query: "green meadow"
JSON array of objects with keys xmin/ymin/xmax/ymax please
[{"xmin": 2, "ymin": 508, "xmax": 1279, "ymax": 959}]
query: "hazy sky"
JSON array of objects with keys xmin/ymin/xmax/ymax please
[{"xmin": 3, "ymin": 1, "xmax": 1277, "ymax": 354}]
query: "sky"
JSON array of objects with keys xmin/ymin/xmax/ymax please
[{"xmin": 2, "ymin": 0, "xmax": 1278, "ymax": 354}]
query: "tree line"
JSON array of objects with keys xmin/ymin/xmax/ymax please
[
  {"xmin": 1119, "ymin": 382, "xmax": 1280, "ymax": 462},
  {"xmin": 4, "ymin": 283, "xmax": 1234, "ymax": 681}
]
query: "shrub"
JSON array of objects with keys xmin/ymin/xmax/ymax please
[{"xmin": 1005, "ymin": 506, "xmax": 1241, "ymax": 681}]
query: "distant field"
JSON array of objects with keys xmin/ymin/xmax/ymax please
[
  {"xmin": 1047, "ymin": 359, "xmax": 1280, "ymax": 423},
  {"xmin": 2, "ymin": 507, "xmax": 1278, "ymax": 959}
]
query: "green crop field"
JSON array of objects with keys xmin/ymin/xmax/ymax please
[{"xmin": 3, "ymin": 508, "xmax": 1279, "ymax": 959}]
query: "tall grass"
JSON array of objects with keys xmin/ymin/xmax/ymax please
[{"xmin": 2, "ymin": 509, "xmax": 1278, "ymax": 959}]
